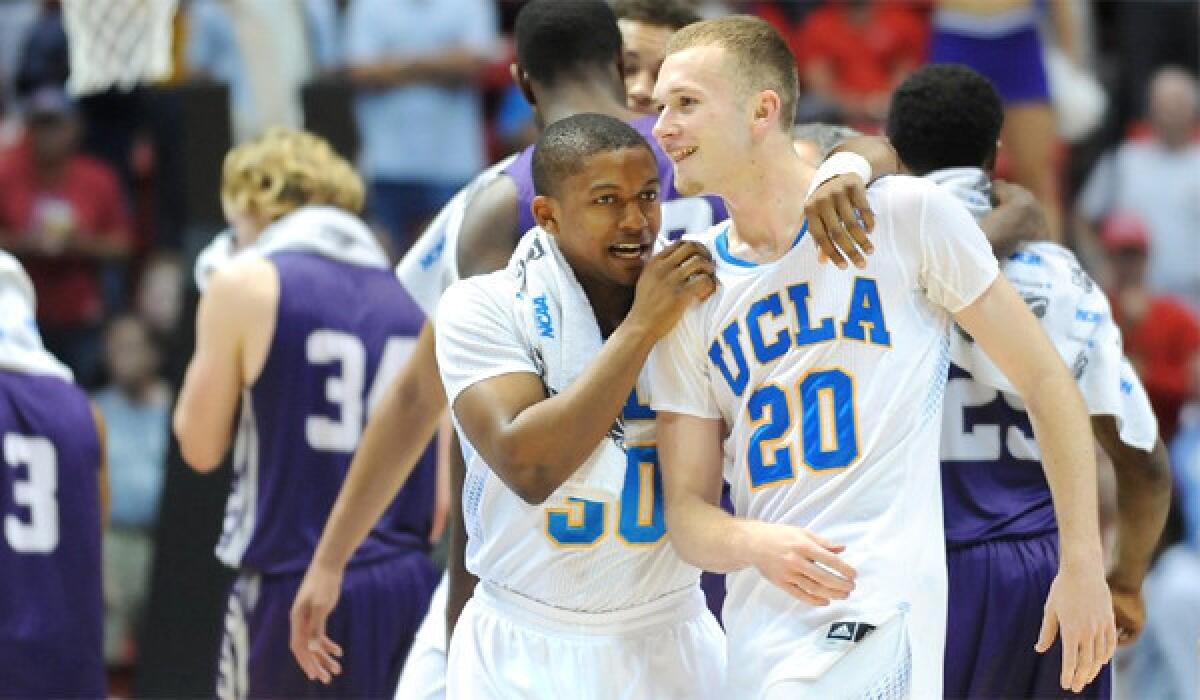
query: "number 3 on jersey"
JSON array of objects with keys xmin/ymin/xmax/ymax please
[
  {"xmin": 4, "ymin": 433, "xmax": 58, "ymax": 553},
  {"xmin": 747, "ymin": 367, "xmax": 860, "ymax": 489}
]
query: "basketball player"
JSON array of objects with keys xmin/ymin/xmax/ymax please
[
  {"xmin": 0, "ymin": 252, "xmax": 107, "ymax": 698},
  {"xmin": 174, "ymin": 128, "xmax": 438, "ymax": 699},
  {"xmin": 648, "ymin": 16, "xmax": 1116, "ymax": 699},
  {"xmin": 437, "ymin": 112, "xmax": 720, "ymax": 698},
  {"xmin": 614, "ymin": 0, "xmax": 701, "ymax": 116},
  {"xmin": 886, "ymin": 63, "xmax": 1173, "ymax": 699},
  {"xmin": 289, "ymin": 1, "xmax": 894, "ymax": 690}
]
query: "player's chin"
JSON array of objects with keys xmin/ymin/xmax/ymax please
[
  {"xmin": 673, "ymin": 172, "xmax": 705, "ymax": 198},
  {"xmin": 605, "ymin": 257, "xmax": 645, "ymax": 286}
]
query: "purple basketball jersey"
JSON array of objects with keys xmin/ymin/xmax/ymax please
[
  {"xmin": 0, "ymin": 370, "xmax": 104, "ymax": 697},
  {"xmin": 940, "ymin": 362, "xmax": 1057, "ymax": 548},
  {"xmin": 504, "ymin": 115, "xmax": 728, "ymax": 239},
  {"xmin": 217, "ymin": 253, "xmax": 437, "ymax": 575}
]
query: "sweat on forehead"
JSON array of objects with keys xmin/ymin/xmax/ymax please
[{"xmin": 531, "ymin": 113, "xmax": 653, "ymax": 196}]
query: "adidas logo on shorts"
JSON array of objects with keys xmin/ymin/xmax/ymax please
[{"xmin": 825, "ymin": 620, "xmax": 876, "ymax": 643}]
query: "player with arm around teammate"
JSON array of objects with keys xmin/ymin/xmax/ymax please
[
  {"xmin": 174, "ymin": 128, "xmax": 438, "ymax": 699},
  {"xmin": 886, "ymin": 63, "xmax": 1173, "ymax": 698},
  {"xmin": 0, "ymin": 251, "xmax": 108, "ymax": 698},
  {"xmin": 649, "ymin": 16, "xmax": 1116, "ymax": 698}
]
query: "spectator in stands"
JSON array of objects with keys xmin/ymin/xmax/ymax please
[
  {"xmin": 1102, "ymin": 212, "xmax": 1200, "ymax": 444},
  {"xmin": 93, "ymin": 313, "xmax": 170, "ymax": 669},
  {"xmin": 0, "ymin": 85, "xmax": 132, "ymax": 385},
  {"xmin": 1078, "ymin": 66, "xmax": 1200, "ymax": 310},
  {"xmin": 931, "ymin": 0, "xmax": 1078, "ymax": 241},
  {"xmin": 795, "ymin": 0, "xmax": 927, "ymax": 126},
  {"xmin": 613, "ymin": 0, "xmax": 700, "ymax": 116},
  {"xmin": 344, "ymin": 0, "xmax": 498, "ymax": 255}
]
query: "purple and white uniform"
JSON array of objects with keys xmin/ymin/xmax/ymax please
[
  {"xmin": 0, "ymin": 370, "xmax": 104, "ymax": 697},
  {"xmin": 216, "ymin": 250, "xmax": 438, "ymax": 700},
  {"xmin": 934, "ymin": 169, "xmax": 1158, "ymax": 699}
]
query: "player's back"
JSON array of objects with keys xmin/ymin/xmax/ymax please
[
  {"xmin": 0, "ymin": 369, "xmax": 104, "ymax": 697},
  {"xmin": 217, "ymin": 252, "xmax": 436, "ymax": 575},
  {"xmin": 940, "ymin": 241, "xmax": 1155, "ymax": 547}
]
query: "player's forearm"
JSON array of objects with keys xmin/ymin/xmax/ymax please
[
  {"xmin": 833, "ymin": 134, "xmax": 900, "ymax": 181},
  {"xmin": 668, "ymin": 495, "xmax": 758, "ymax": 573},
  {"xmin": 1108, "ymin": 439, "xmax": 1172, "ymax": 590},
  {"xmin": 1025, "ymin": 373, "xmax": 1105, "ymax": 566},
  {"xmin": 492, "ymin": 322, "xmax": 657, "ymax": 504},
  {"xmin": 312, "ymin": 387, "xmax": 444, "ymax": 571}
]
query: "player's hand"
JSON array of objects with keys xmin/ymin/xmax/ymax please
[
  {"xmin": 747, "ymin": 521, "xmax": 856, "ymax": 606},
  {"xmin": 289, "ymin": 563, "xmax": 345, "ymax": 684},
  {"xmin": 1035, "ymin": 561, "xmax": 1117, "ymax": 693},
  {"xmin": 1108, "ymin": 580, "xmax": 1146, "ymax": 646},
  {"xmin": 628, "ymin": 240, "xmax": 716, "ymax": 339},
  {"xmin": 804, "ymin": 173, "xmax": 875, "ymax": 270},
  {"xmin": 990, "ymin": 180, "xmax": 1050, "ymax": 245}
]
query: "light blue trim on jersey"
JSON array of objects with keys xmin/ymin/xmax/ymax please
[{"xmin": 714, "ymin": 221, "xmax": 810, "ymax": 268}]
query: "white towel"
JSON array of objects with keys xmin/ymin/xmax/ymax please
[
  {"xmin": 193, "ymin": 205, "xmax": 388, "ymax": 291},
  {"xmin": 0, "ymin": 252, "xmax": 73, "ymax": 381},
  {"xmin": 506, "ymin": 227, "xmax": 627, "ymax": 503}
]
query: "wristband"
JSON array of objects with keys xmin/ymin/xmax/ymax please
[{"xmin": 806, "ymin": 151, "xmax": 872, "ymax": 198}]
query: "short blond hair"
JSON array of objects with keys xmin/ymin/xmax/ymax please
[
  {"xmin": 665, "ymin": 15, "xmax": 798, "ymax": 131},
  {"xmin": 221, "ymin": 127, "xmax": 365, "ymax": 222}
]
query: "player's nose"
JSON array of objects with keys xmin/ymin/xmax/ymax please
[{"xmin": 618, "ymin": 199, "xmax": 650, "ymax": 232}]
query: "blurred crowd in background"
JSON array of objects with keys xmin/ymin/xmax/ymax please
[{"xmin": 0, "ymin": 0, "xmax": 1197, "ymax": 696}]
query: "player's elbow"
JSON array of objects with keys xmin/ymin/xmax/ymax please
[
  {"xmin": 178, "ymin": 436, "xmax": 225, "ymax": 473},
  {"xmin": 500, "ymin": 461, "xmax": 558, "ymax": 506},
  {"xmin": 173, "ymin": 412, "xmax": 225, "ymax": 474}
]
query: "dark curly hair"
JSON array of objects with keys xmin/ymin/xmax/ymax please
[
  {"xmin": 886, "ymin": 64, "xmax": 1004, "ymax": 176},
  {"xmin": 515, "ymin": 0, "xmax": 622, "ymax": 89}
]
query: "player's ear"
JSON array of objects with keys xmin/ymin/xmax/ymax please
[
  {"xmin": 752, "ymin": 90, "xmax": 781, "ymax": 134},
  {"xmin": 531, "ymin": 195, "xmax": 560, "ymax": 236},
  {"xmin": 513, "ymin": 64, "xmax": 536, "ymax": 107}
]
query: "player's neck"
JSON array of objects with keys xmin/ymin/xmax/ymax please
[
  {"xmin": 536, "ymin": 80, "xmax": 634, "ymax": 127},
  {"xmin": 723, "ymin": 143, "xmax": 814, "ymax": 261},
  {"xmin": 578, "ymin": 274, "xmax": 635, "ymax": 338}
]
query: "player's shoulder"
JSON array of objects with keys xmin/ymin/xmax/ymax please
[
  {"xmin": 866, "ymin": 172, "xmax": 943, "ymax": 208},
  {"xmin": 441, "ymin": 268, "xmax": 518, "ymax": 313}
]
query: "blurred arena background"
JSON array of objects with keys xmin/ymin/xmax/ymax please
[{"xmin": 0, "ymin": 1, "xmax": 1196, "ymax": 697}]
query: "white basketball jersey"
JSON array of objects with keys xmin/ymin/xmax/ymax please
[
  {"xmin": 435, "ymin": 236, "xmax": 699, "ymax": 613},
  {"xmin": 648, "ymin": 176, "xmax": 1000, "ymax": 695},
  {"xmin": 394, "ymin": 155, "xmax": 516, "ymax": 319}
]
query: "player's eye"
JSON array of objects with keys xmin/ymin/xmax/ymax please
[
  {"xmin": 679, "ymin": 96, "xmax": 698, "ymax": 108},
  {"xmin": 593, "ymin": 194, "xmax": 616, "ymax": 205},
  {"xmin": 639, "ymin": 190, "xmax": 659, "ymax": 202}
]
